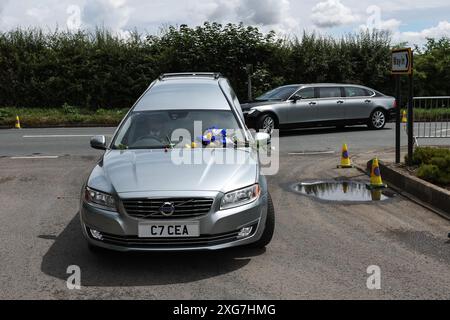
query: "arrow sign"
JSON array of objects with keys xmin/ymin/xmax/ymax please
[{"xmin": 391, "ymin": 48, "xmax": 412, "ymax": 74}]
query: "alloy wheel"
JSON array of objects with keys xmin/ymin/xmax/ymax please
[
  {"xmin": 263, "ymin": 116, "xmax": 275, "ymax": 134},
  {"xmin": 372, "ymin": 110, "xmax": 385, "ymax": 129}
]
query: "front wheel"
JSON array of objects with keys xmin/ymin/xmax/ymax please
[
  {"xmin": 256, "ymin": 114, "xmax": 277, "ymax": 134},
  {"xmin": 367, "ymin": 109, "xmax": 387, "ymax": 130}
]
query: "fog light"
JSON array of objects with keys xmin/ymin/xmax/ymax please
[
  {"xmin": 237, "ymin": 226, "xmax": 253, "ymax": 239},
  {"xmin": 89, "ymin": 228, "xmax": 103, "ymax": 240}
]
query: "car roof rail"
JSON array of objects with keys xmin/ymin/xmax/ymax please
[{"xmin": 158, "ymin": 72, "xmax": 222, "ymax": 80}]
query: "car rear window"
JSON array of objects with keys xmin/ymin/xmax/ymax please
[
  {"xmin": 318, "ymin": 87, "xmax": 342, "ymax": 98},
  {"xmin": 134, "ymin": 81, "xmax": 230, "ymax": 111}
]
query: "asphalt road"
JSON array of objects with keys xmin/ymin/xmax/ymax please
[
  {"xmin": 1, "ymin": 123, "xmax": 448, "ymax": 157},
  {"xmin": 1, "ymin": 124, "xmax": 450, "ymax": 299}
]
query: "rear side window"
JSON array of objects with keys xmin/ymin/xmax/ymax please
[
  {"xmin": 345, "ymin": 87, "xmax": 371, "ymax": 97},
  {"xmin": 318, "ymin": 87, "xmax": 342, "ymax": 98}
]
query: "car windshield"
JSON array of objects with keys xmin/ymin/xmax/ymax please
[
  {"xmin": 111, "ymin": 110, "xmax": 246, "ymax": 149},
  {"xmin": 256, "ymin": 85, "xmax": 299, "ymax": 101}
]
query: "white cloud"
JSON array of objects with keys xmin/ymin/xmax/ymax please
[
  {"xmin": 394, "ymin": 20, "xmax": 450, "ymax": 45},
  {"xmin": 0, "ymin": 0, "xmax": 8, "ymax": 18},
  {"xmin": 377, "ymin": 19, "xmax": 402, "ymax": 31},
  {"xmin": 236, "ymin": 0, "xmax": 285, "ymax": 25},
  {"xmin": 311, "ymin": 0, "xmax": 360, "ymax": 28},
  {"xmin": 202, "ymin": 0, "xmax": 298, "ymax": 34},
  {"xmin": 26, "ymin": 6, "xmax": 52, "ymax": 23},
  {"xmin": 206, "ymin": 0, "xmax": 238, "ymax": 22},
  {"xmin": 82, "ymin": 0, "xmax": 133, "ymax": 37},
  {"xmin": 359, "ymin": 5, "xmax": 401, "ymax": 32},
  {"xmin": 0, "ymin": 0, "xmax": 449, "ymax": 47}
]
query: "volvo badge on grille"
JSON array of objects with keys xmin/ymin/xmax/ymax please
[{"xmin": 159, "ymin": 202, "xmax": 175, "ymax": 216}]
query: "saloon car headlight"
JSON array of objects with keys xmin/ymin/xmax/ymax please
[
  {"xmin": 220, "ymin": 184, "xmax": 260, "ymax": 210},
  {"xmin": 84, "ymin": 187, "xmax": 116, "ymax": 211}
]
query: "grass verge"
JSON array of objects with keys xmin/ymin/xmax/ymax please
[
  {"xmin": 401, "ymin": 108, "xmax": 450, "ymax": 121},
  {"xmin": 0, "ymin": 106, "xmax": 128, "ymax": 127}
]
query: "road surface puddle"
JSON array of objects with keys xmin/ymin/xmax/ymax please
[{"xmin": 293, "ymin": 181, "xmax": 391, "ymax": 202}]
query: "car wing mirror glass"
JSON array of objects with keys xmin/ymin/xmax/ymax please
[{"xmin": 90, "ymin": 135, "xmax": 106, "ymax": 150}]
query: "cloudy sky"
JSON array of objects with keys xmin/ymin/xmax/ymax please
[{"xmin": 0, "ymin": 0, "xmax": 449, "ymax": 45}]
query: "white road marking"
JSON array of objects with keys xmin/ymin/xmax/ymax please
[
  {"xmin": 10, "ymin": 156, "xmax": 59, "ymax": 159},
  {"xmin": 23, "ymin": 134, "xmax": 111, "ymax": 138},
  {"xmin": 288, "ymin": 151, "xmax": 335, "ymax": 155}
]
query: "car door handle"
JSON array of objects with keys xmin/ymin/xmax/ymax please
[
  {"xmin": 308, "ymin": 101, "xmax": 316, "ymax": 105},
  {"xmin": 365, "ymin": 100, "xmax": 371, "ymax": 103},
  {"xmin": 337, "ymin": 100, "xmax": 344, "ymax": 104}
]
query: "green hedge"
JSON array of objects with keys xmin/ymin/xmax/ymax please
[
  {"xmin": 410, "ymin": 147, "xmax": 450, "ymax": 186},
  {"xmin": 1, "ymin": 23, "xmax": 448, "ymax": 110},
  {"xmin": 0, "ymin": 24, "xmax": 393, "ymax": 109}
]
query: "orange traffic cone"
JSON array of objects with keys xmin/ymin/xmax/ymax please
[
  {"xmin": 367, "ymin": 158, "xmax": 387, "ymax": 189},
  {"xmin": 15, "ymin": 115, "xmax": 21, "ymax": 129},
  {"xmin": 337, "ymin": 143, "xmax": 353, "ymax": 168}
]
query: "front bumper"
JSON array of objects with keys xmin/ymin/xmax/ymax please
[
  {"xmin": 80, "ymin": 192, "xmax": 268, "ymax": 251},
  {"xmin": 243, "ymin": 109, "xmax": 259, "ymax": 129}
]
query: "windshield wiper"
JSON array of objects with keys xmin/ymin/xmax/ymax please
[{"xmin": 164, "ymin": 135, "xmax": 175, "ymax": 149}]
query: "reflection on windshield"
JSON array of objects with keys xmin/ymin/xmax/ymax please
[
  {"xmin": 111, "ymin": 110, "xmax": 246, "ymax": 150},
  {"xmin": 256, "ymin": 85, "xmax": 298, "ymax": 101}
]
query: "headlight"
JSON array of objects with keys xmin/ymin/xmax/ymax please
[
  {"xmin": 220, "ymin": 184, "xmax": 260, "ymax": 210},
  {"xmin": 84, "ymin": 187, "xmax": 116, "ymax": 211}
]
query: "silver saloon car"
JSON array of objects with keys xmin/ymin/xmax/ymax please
[
  {"xmin": 242, "ymin": 83, "xmax": 396, "ymax": 133},
  {"xmin": 80, "ymin": 72, "xmax": 275, "ymax": 252}
]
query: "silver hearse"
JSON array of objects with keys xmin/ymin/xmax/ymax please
[
  {"xmin": 242, "ymin": 83, "xmax": 396, "ymax": 132},
  {"xmin": 80, "ymin": 72, "xmax": 274, "ymax": 252}
]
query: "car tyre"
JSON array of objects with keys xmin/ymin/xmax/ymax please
[
  {"xmin": 250, "ymin": 193, "xmax": 275, "ymax": 248},
  {"xmin": 257, "ymin": 113, "xmax": 277, "ymax": 134},
  {"xmin": 367, "ymin": 109, "xmax": 387, "ymax": 130}
]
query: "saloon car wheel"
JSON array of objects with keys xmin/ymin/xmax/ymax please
[
  {"xmin": 368, "ymin": 109, "xmax": 386, "ymax": 130},
  {"xmin": 257, "ymin": 114, "xmax": 277, "ymax": 134},
  {"xmin": 249, "ymin": 193, "xmax": 275, "ymax": 249}
]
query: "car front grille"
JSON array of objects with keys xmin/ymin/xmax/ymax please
[{"xmin": 121, "ymin": 198, "xmax": 214, "ymax": 219}]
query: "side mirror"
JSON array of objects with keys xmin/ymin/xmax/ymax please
[
  {"xmin": 290, "ymin": 95, "xmax": 301, "ymax": 103},
  {"xmin": 90, "ymin": 135, "xmax": 106, "ymax": 150}
]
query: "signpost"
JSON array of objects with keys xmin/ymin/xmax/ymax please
[
  {"xmin": 391, "ymin": 48, "xmax": 412, "ymax": 75},
  {"xmin": 391, "ymin": 48, "xmax": 413, "ymax": 164}
]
